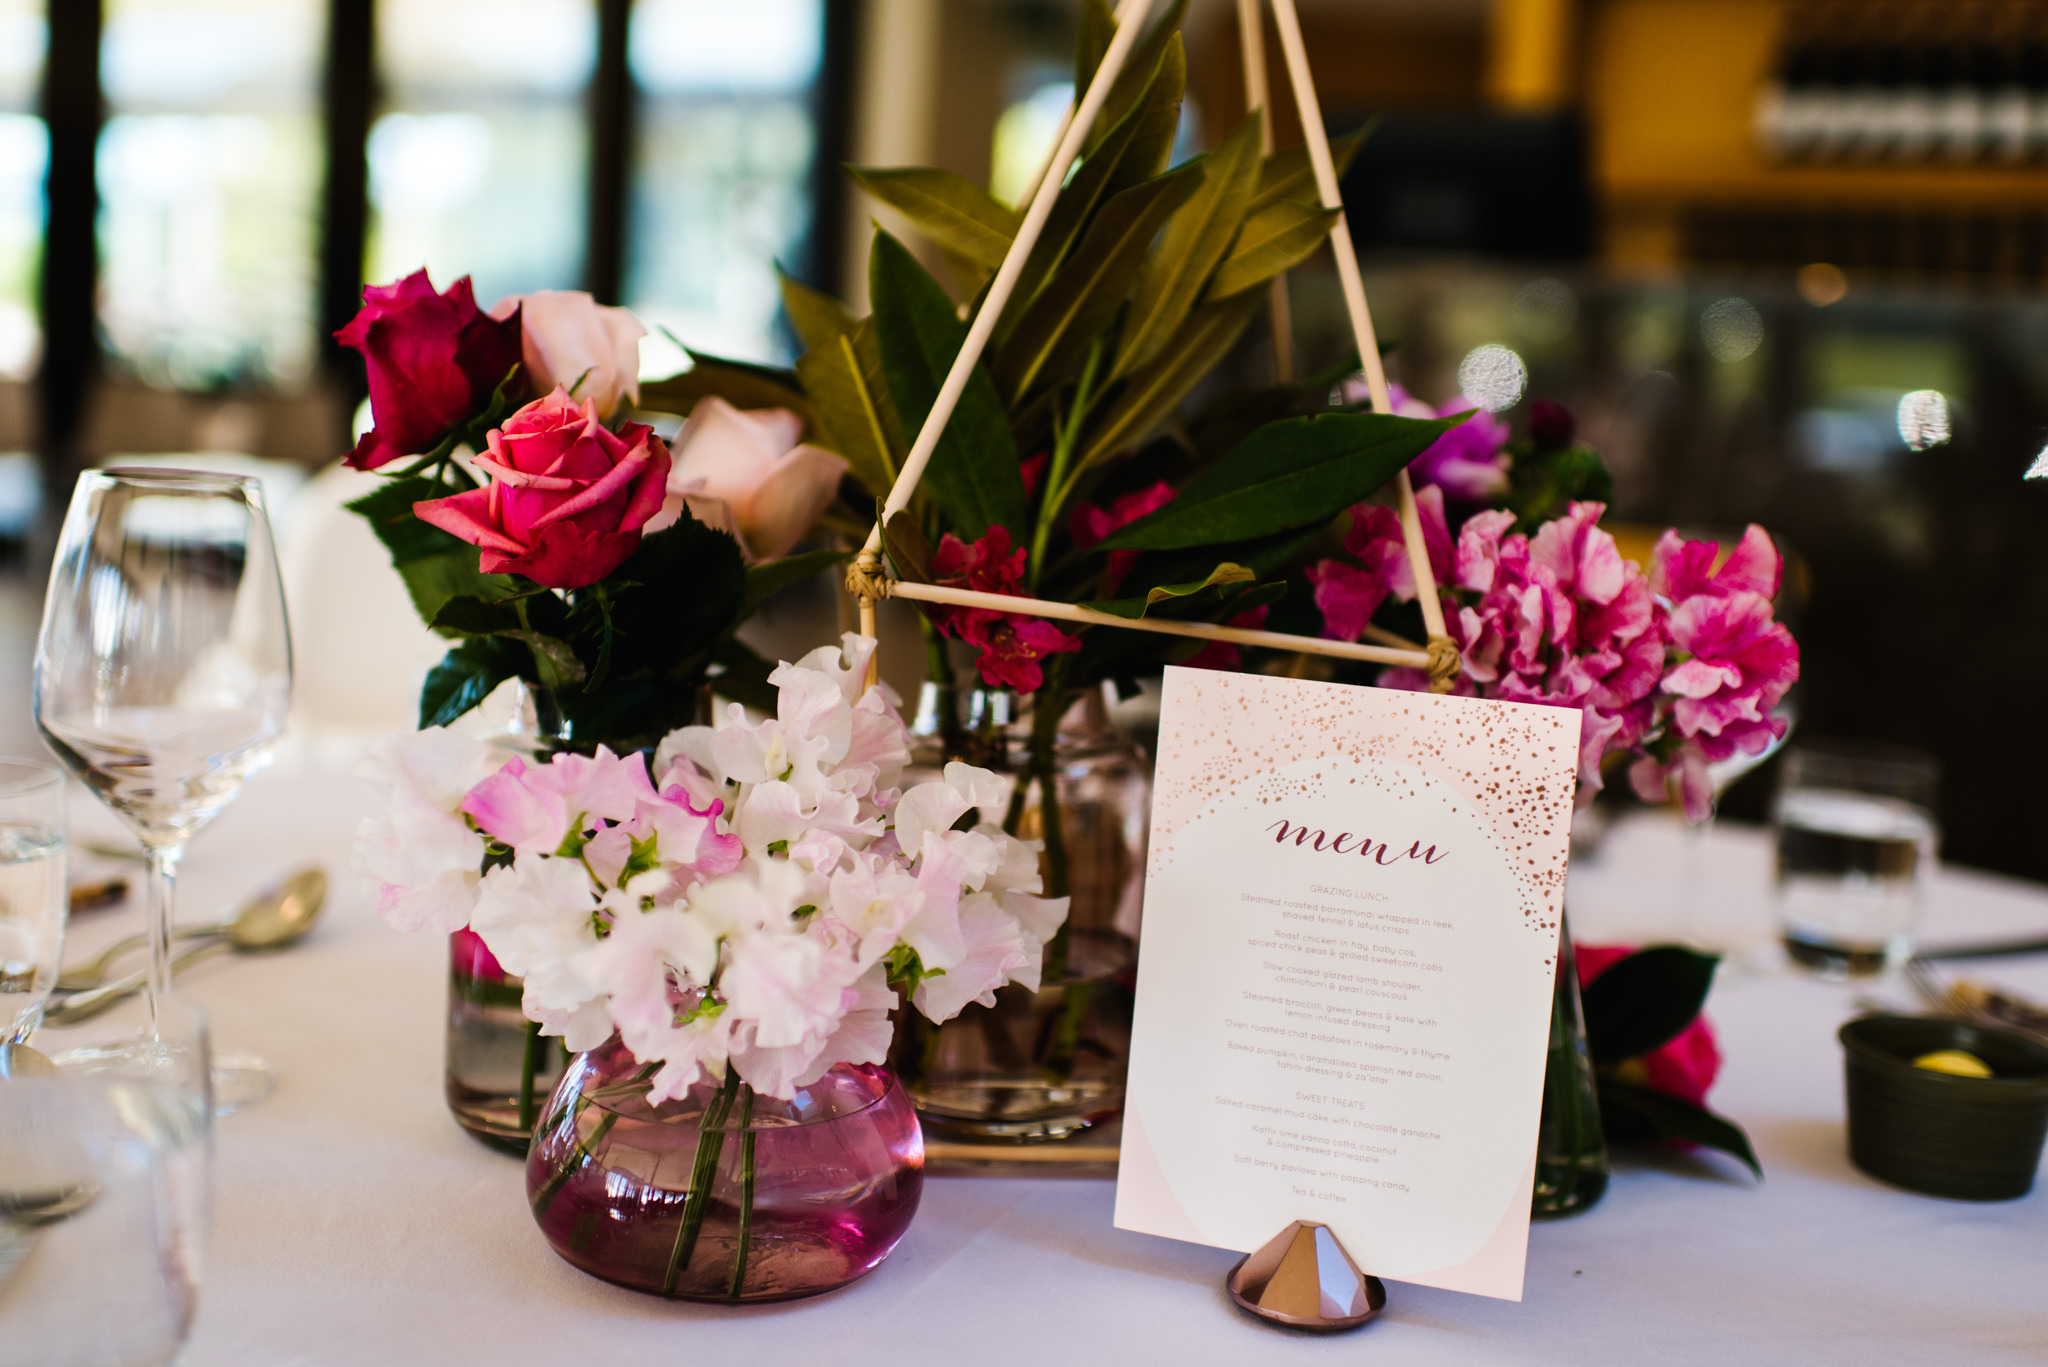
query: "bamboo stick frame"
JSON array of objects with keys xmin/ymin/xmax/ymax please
[{"xmin": 850, "ymin": 0, "xmax": 1458, "ymax": 691}]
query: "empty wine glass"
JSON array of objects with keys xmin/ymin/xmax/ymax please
[
  {"xmin": 34, "ymin": 470, "xmax": 292, "ymax": 1110},
  {"xmin": 0, "ymin": 759, "xmax": 69, "ymax": 1065}
]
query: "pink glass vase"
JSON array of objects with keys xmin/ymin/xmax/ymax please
[
  {"xmin": 525, "ymin": 1038, "xmax": 925, "ymax": 1302},
  {"xmin": 446, "ymin": 929, "xmax": 566, "ymax": 1154}
]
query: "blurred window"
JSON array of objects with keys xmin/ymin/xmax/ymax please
[
  {"xmin": 98, "ymin": 0, "xmax": 324, "ymax": 391},
  {"xmin": 0, "ymin": 0, "xmax": 42, "ymax": 381},
  {"xmin": 369, "ymin": 0, "xmax": 596, "ymax": 312},
  {"xmin": 626, "ymin": 0, "xmax": 824, "ymax": 367}
]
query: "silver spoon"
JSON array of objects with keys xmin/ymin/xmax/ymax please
[
  {"xmin": 43, "ymin": 870, "xmax": 326, "ymax": 1027},
  {"xmin": 57, "ymin": 867, "xmax": 326, "ymax": 991}
]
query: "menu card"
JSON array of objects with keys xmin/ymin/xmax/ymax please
[{"xmin": 1114, "ymin": 667, "xmax": 1583, "ymax": 1301}]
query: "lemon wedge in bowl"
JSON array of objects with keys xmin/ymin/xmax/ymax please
[{"xmin": 1912, "ymin": 1049, "xmax": 1993, "ymax": 1078}]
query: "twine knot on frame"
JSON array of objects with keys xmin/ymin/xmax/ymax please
[
  {"xmin": 846, "ymin": 552, "xmax": 893, "ymax": 605},
  {"xmin": 1425, "ymin": 635, "xmax": 1461, "ymax": 694}
]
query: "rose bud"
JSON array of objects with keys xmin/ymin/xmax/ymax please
[
  {"xmin": 651, "ymin": 397, "xmax": 846, "ymax": 562},
  {"xmin": 413, "ymin": 389, "xmax": 672, "ymax": 590},
  {"xmin": 489, "ymin": 290, "xmax": 646, "ymax": 421},
  {"xmin": 336, "ymin": 270, "xmax": 526, "ymax": 471}
]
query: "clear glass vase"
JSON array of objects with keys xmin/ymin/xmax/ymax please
[
  {"xmin": 893, "ymin": 686, "xmax": 1149, "ymax": 1141},
  {"xmin": 446, "ymin": 928, "xmax": 567, "ymax": 1155},
  {"xmin": 1532, "ymin": 914, "xmax": 1610, "ymax": 1216},
  {"xmin": 526, "ymin": 1039, "xmax": 925, "ymax": 1302}
]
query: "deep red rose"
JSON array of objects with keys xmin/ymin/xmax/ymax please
[
  {"xmin": 1576, "ymin": 942, "xmax": 1722, "ymax": 1106},
  {"xmin": 413, "ymin": 389, "xmax": 672, "ymax": 590},
  {"xmin": 336, "ymin": 270, "xmax": 526, "ymax": 471}
]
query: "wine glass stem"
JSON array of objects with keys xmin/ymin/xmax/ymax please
[{"xmin": 144, "ymin": 841, "xmax": 186, "ymax": 1036}]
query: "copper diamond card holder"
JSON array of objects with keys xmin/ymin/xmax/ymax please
[{"xmin": 1227, "ymin": 1220, "xmax": 1386, "ymax": 1332}]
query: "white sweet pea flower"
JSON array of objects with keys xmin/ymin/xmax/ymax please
[
  {"xmin": 470, "ymin": 855, "xmax": 612, "ymax": 1049},
  {"xmin": 894, "ymin": 762, "xmax": 1008, "ymax": 855},
  {"xmin": 913, "ymin": 892, "xmax": 1034, "ymax": 1021},
  {"xmin": 353, "ymin": 728, "xmax": 507, "ymax": 932}
]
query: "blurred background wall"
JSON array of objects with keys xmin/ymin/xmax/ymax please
[{"xmin": 0, "ymin": 0, "xmax": 2044, "ymax": 878}]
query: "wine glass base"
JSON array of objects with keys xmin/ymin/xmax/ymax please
[{"xmin": 211, "ymin": 1049, "xmax": 273, "ymax": 1114}]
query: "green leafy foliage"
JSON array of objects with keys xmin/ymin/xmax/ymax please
[
  {"xmin": 1205, "ymin": 199, "xmax": 1341, "ymax": 301},
  {"xmin": 1581, "ymin": 946, "xmax": 1721, "ymax": 1066},
  {"xmin": 1081, "ymin": 562, "xmax": 1255, "ymax": 619},
  {"xmin": 778, "ymin": 269, "xmax": 858, "ymax": 352},
  {"xmin": 1077, "ymin": 0, "xmax": 1188, "ymax": 159},
  {"xmin": 639, "ymin": 351, "xmax": 813, "ymax": 428},
  {"xmin": 793, "ymin": 319, "xmax": 904, "ymax": 500},
  {"xmin": 869, "ymin": 229, "xmax": 1026, "ymax": 539},
  {"xmin": 848, "ymin": 166, "xmax": 1021, "ymax": 271},
  {"xmin": 1508, "ymin": 439, "xmax": 1616, "ymax": 533},
  {"xmin": 1079, "ymin": 291, "xmax": 1265, "ymax": 470},
  {"xmin": 1097, "ymin": 412, "xmax": 1461, "ymax": 552},
  {"xmin": 419, "ymin": 636, "xmax": 530, "ymax": 730},
  {"xmin": 1597, "ymin": 1077, "xmax": 1763, "ymax": 1177},
  {"xmin": 1115, "ymin": 112, "xmax": 1263, "ymax": 377},
  {"xmin": 1244, "ymin": 125, "xmax": 1369, "ymax": 217}
]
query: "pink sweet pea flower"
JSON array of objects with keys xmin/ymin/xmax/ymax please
[
  {"xmin": 926, "ymin": 526, "xmax": 1081, "ymax": 693},
  {"xmin": 414, "ymin": 389, "xmax": 672, "ymax": 590},
  {"xmin": 1576, "ymin": 943, "xmax": 1722, "ymax": 1107},
  {"xmin": 462, "ymin": 746, "xmax": 657, "ymax": 857}
]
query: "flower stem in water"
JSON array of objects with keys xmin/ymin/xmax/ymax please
[
  {"xmin": 663, "ymin": 1070, "xmax": 742, "ymax": 1297},
  {"xmin": 725, "ymin": 1088, "xmax": 758, "ymax": 1301}
]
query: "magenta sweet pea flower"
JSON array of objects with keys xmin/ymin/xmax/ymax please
[
  {"xmin": 414, "ymin": 389, "xmax": 672, "ymax": 590},
  {"xmin": 1070, "ymin": 480, "xmax": 1176, "ymax": 596}
]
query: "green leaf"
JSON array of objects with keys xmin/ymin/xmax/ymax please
[
  {"xmin": 741, "ymin": 548, "xmax": 848, "ymax": 620},
  {"xmin": 868, "ymin": 229, "xmax": 1026, "ymax": 540},
  {"xmin": 1004, "ymin": 34, "xmax": 1185, "ymax": 328},
  {"xmin": 419, "ymin": 636, "xmax": 528, "ymax": 730},
  {"xmin": 710, "ymin": 636, "xmax": 780, "ymax": 714},
  {"xmin": 1246, "ymin": 124, "xmax": 1370, "ymax": 218},
  {"xmin": 393, "ymin": 549, "xmax": 512, "ymax": 635},
  {"xmin": 994, "ymin": 167, "xmax": 1198, "ymax": 402},
  {"xmin": 778, "ymin": 269, "xmax": 856, "ymax": 351},
  {"xmin": 1115, "ymin": 113, "xmax": 1264, "ymax": 378},
  {"xmin": 638, "ymin": 353, "xmax": 813, "ymax": 427},
  {"xmin": 1073, "ymin": 0, "xmax": 1115, "ymax": 109},
  {"xmin": 429, "ymin": 595, "xmax": 586, "ymax": 692},
  {"xmin": 1080, "ymin": 0, "xmax": 1188, "ymax": 159},
  {"xmin": 1597, "ymin": 1078, "xmax": 1762, "ymax": 1178},
  {"xmin": 1096, "ymin": 411, "xmax": 1458, "ymax": 552},
  {"xmin": 794, "ymin": 319, "xmax": 904, "ymax": 500},
  {"xmin": 1206, "ymin": 199, "xmax": 1341, "ymax": 301},
  {"xmin": 1079, "ymin": 291, "xmax": 1264, "ymax": 470},
  {"xmin": 345, "ymin": 476, "xmax": 468, "ymax": 565},
  {"xmin": 1082, "ymin": 562, "xmax": 1256, "ymax": 619},
  {"xmin": 882, "ymin": 507, "xmax": 935, "ymax": 585},
  {"xmin": 848, "ymin": 166, "xmax": 1022, "ymax": 271},
  {"xmin": 1582, "ymin": 946, "xmax": 1722, "ymax": 1066}
]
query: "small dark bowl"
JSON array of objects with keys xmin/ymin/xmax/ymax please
[{"xmin": 1839, "ymin": 1014, "xmax": 2048, "ymax": 1201}]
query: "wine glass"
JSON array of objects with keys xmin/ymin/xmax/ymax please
[
  {"xmin": 34, "ymin": 469, "xmax": 292, "ymax": 1110},
  {"xmin": 0, "ymin": 757, "xmax": 70, "ymax": 1070}
]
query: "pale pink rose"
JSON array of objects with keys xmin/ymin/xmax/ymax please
[
  {"xmin": 490, "ymin": 289, "xmax": 645, "ymax": 419},
  {"xmin": 651, "ymin": 397, "xmax": 846, "ymax": 561}
]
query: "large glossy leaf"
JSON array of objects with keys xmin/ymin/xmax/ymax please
[
  {"xmin": 740, "ymin": 548, "xmax": 848, "ymax": 620},
  {"xmin": 1097, "ymin": 411, "xmax": 1459, "ymax": 551},
  {"xmin": 1581, "ymin": 946, "xmax": 1721, "ymax": 1065},
  {"xmin": 778, "ymin": 269, "xmax": 856, "ymax": 351},
  {"xmin": 1080, "ymin": 0, "xmax": 1187, "ymax": 158},
  {"xmin": 1115, "ymin": 113, "xmax": 1263, "ymax": 378},
  {"xmin": 847, "ymin": 166, "xmax": 1022, "ymax": 271},
  {"xmin": 419, "ymin": 636, "xmax": 529, "ymax": 730},
  {"xmin": 1597, "ymin": 1078, "xmax": 1762, "ymax": 1177},
  {"xmin": 882, "ymin": 507, "xmax": 935, "ymax": 584},
  {"xmin": 1245, "ymin": 125, "xmax": 1370, "ymax": 218},
  {"xmin": 1078, "ymin": 291, "xmax": 1265, "ymax": 471},
  {"xmin": 795, "ymin": 319, "xmax": 903, "ymax": 499},
  {"xmin": 1003, "ymin": 34, "xmax": 1185, "ymax": 330},
  {"xmin": 1082, "ymin": 562, "xmax": 1255, "ymax": 619},
  {"xmin": 868, "ymin": 229, "xmax": 1026, "ymax": 540},
  {"xmin": 994, "ymin": 167, "xmax": 1197, "ymax": 402},
  {"xmin": 395, "ymin": 550, "xmax": 520, "ymax": 636},
  {"xmin": 430, "ymin": 595, "xmax": 586, "ymax": 691},
  {"xmin": 1206, "ymin": 199, "xmax": 1341, "ymax": 301},
  {"xmin": 639, "ymin": 354, "xmax": 813, "ymax": 427}
]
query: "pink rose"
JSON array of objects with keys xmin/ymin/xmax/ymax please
[
  {"xmin": 336, "ymin": 270, "xmax": 526, "ymax": 471},
  {"xmin": 1576, "ymin": 943, "xmax": 1722, "ymax": 1107},
  {"xmin": 490, "ymin": 290, "xmax": 645, "ymax": 419},
  {"xmin": 653, "ymin": 397, "xmax": 846, "ymax": 562},
  {"xmin": 414, "ymin": 389, "xmax": 671, "ymax": 590}
]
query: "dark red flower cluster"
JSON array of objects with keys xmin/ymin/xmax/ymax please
[{"xmin": 928, "ymin": 526, "xmax": 1081, "ymax": 693}]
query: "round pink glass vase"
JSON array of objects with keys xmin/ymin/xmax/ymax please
[{"xmin": 525, "ymin": 1038, "xmax": 925, "ymax": 1302}]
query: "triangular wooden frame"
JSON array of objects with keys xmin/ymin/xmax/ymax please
[{"xmin": 850, "ymin": 0, "xmax": 1459, "ymax": 692}]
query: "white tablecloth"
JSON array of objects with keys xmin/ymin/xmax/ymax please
[{"xmin": 33, "ymin": 769, "xmax": 2048, "ymax": 1367}]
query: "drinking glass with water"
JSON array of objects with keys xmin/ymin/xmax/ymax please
[
  {"xmin": 0, "ymin": 760, "xmax": 68, "ymax": 1051},
  {"xmin": 1773, "ymin": 740, "xmax": 1939, "ymax": 978},
  {"xmin": 0, "ymin": 996, "xmax": 212, "ymax": 1366}
]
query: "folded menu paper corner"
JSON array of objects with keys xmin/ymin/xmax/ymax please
[{"xmin": 1114, "ymin": 666, "xmax": 1582, "ymax": 1302}]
